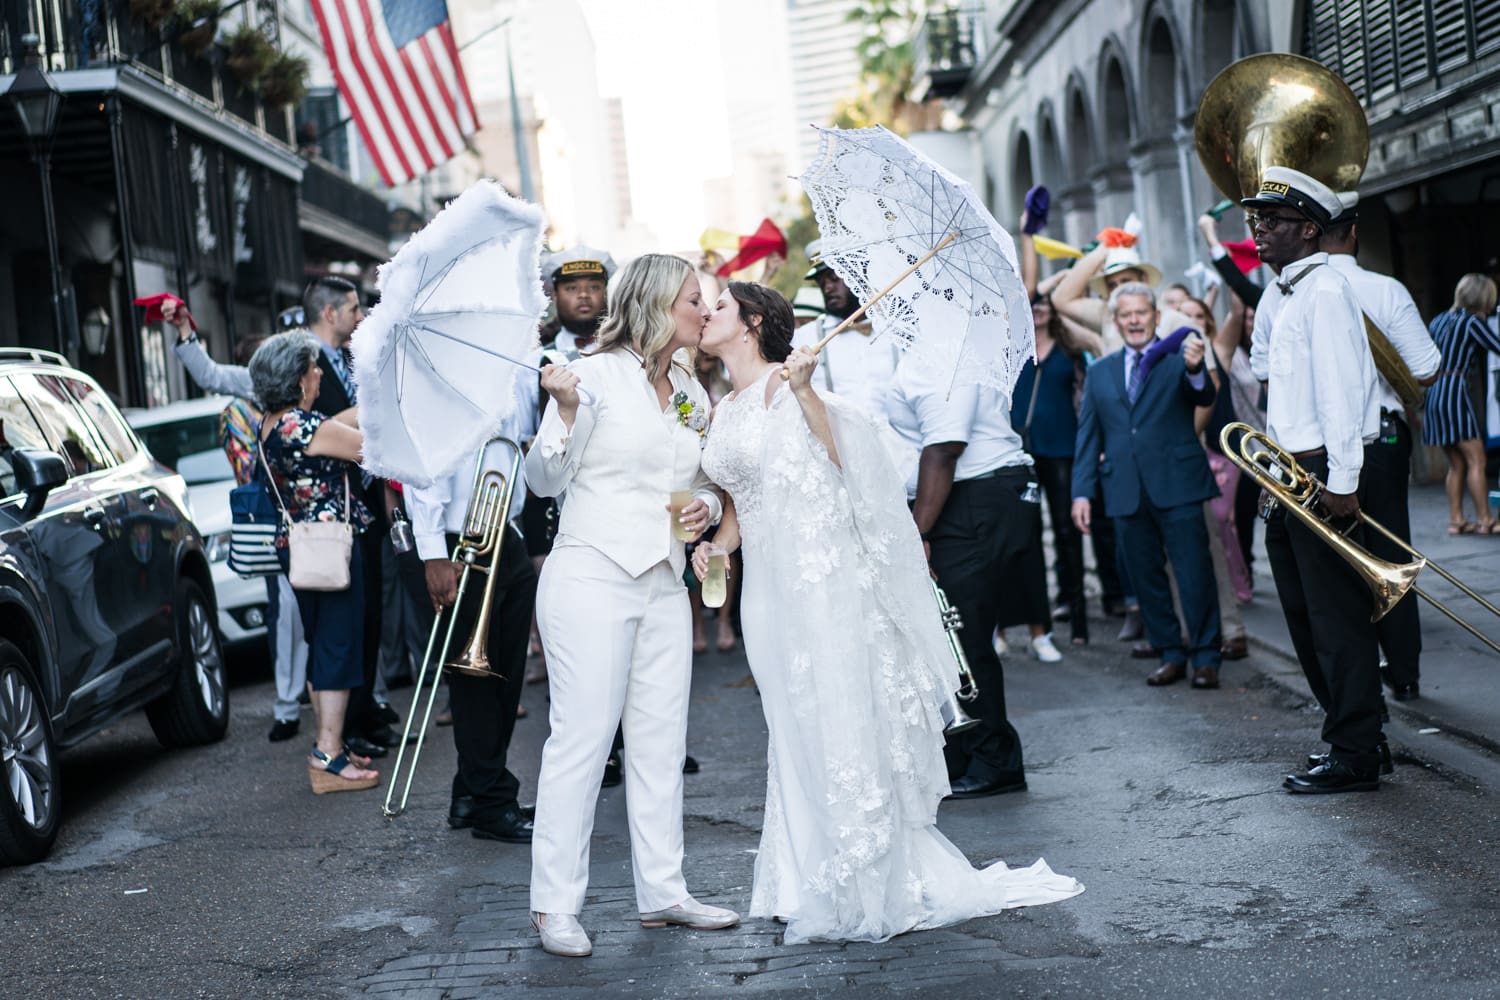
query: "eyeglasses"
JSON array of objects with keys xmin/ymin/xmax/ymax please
[{"xmin": 1247, "ymin": 213, "xmax": 1304, "ymax": 233}]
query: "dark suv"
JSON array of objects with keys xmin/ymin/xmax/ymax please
[{"xmin": 0, "ymin": 350, "xmax": 227, "ymax": 865}]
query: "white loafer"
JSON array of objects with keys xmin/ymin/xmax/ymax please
[
  {"xmin": 531, "ymin": 911, "xmax": 592, "ymax": 957},
  {"xmin": 639, "ymin": 896, "xmax": 740, "ymax": 930}
]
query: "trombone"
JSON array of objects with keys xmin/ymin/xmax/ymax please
[
  {"xmin": 1222, "ymin": 422, "xmax": 1500, "ymax": 655},
  {"xmin": 383, "ymin": 437, "xmax": 524, "ymax": 819},
  {"xmin": 932, "ymin": 581, "xmax": 981, "ymax": 735}
]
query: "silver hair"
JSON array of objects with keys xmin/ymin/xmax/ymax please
[
  {"xmin": 1107, "ymin": 281, "xmax": 1158, "ymax": 317},
  {"xmin": 249, "ymin": 331, "xmax": 323, "ymax": 412}
]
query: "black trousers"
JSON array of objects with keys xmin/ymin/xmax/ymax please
[
  {"xmin": 1360, "ymin": 414, "xmax": 1421, "ymax": 687},
  {"xmin": 345, "ymin": 483, "xmax": 387, "ymax": 736},
  {"xmin": 400, "ymin": 526, "xmax": 536, "ymax": 821},
  {"xmin": 1034, "ymin": 455, "xmax": 1086, "ymax": 641},
  {"xmin": 1263, "ymin": 454, "xmax": 1384, "ymax": 771},
  {"xmin": 930, "ymin": 472, "xmax": 1029, "ymax": 783}
]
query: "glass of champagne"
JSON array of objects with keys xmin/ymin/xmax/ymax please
[
  {"xmin": 669, "ymin": 490, "xmax": 696, "ymax": 542},
  {"xmin": 702, "ymin": 545, "xmax": 728, "ymax": 609}
]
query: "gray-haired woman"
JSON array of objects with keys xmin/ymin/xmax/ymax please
[{"xmin": 249, "ymin": 332, "xmax": 379, "ymax": 793}]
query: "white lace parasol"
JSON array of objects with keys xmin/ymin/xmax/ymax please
[
  {"xmin": 799, "ymin": 125, "xmax": 1035, "ymax": 395},
  {"xmin": 351, "ymin": 180, "xmax": 547, "ymax": 487}
]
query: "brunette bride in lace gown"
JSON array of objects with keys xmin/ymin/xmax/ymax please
[{"xmin": 694, "ymin": 282, "xmax": 1083, "ymax": 944}]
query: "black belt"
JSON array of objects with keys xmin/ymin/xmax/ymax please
[{"xmin": 958, "ymin": 464, "xmax": 1032, "ymax": 483}]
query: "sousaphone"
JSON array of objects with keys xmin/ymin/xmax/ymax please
[{"xmin": 1195, "ymin": 53, "xmax": 1422, "ymax": 406}]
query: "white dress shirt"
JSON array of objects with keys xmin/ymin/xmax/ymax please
[
  {"xmin": 1248, "ymin": 252, "xmax": 1379, "ymax": 495},
  {"xmin": 524, "ymin": 349, "xmax": 723, "ymax": 578},
  {"xmin": 791, "ymin": 314, "xmax": 902, "ymax": 421},
  {"xmin": 405, "ymin": 373, "xmax": 540, "ymax": 561},
  {"xmin": 885, "ymin": 365, "xmax": 1029, "ymax": 499},
  {"xmin": 1325, "ymin": 254, "xmax": 1440, "ymax": 413}
]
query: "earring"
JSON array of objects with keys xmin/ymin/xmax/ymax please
[{"xmin": 742, "ymin": 333, "xmax": 749, "ymax": 343}]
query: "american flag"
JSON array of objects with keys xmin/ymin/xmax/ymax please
[{"xmin": 310, "ymin": 0, "xmax": 480, "ymax": 186}]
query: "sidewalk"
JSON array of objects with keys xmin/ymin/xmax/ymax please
[{"xmin": 1236, "ymin": 481, "xmax": 1500, "ymax": 753}]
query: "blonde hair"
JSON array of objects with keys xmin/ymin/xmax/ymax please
[
  {"xmin": 1453, "ymin": 273, "xmax": 1498, "ymax": 317},
  {"xmin": 592, "ymin": 253, "xmax": 695, "ymax": 380}
]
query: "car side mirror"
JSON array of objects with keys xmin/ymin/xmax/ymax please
[{"xmin": 13, "ymin": 449, "xmax": 68, "ymax": 520}]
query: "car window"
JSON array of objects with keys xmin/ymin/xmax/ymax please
[
  {"xmin": 58, "ymin": 376, "xmax": 139, "ymax": 465},
  {"xmin": 0, "ymin": 377, "xmax": 57, "ymax": 497},
  {"xmin": 9, "ymin": 372, "xmax": 112, "ymax": 477},
  {"xmin": 133, "ymin": 413, "xmax": 222, "ymax": 472}
]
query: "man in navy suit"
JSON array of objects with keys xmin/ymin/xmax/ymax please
[{"xmin": 1071, "ymin": 283, "xmax": 1224, "ymax": 687}]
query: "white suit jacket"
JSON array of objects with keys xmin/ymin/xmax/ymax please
[{"xmin": 525, "ymin": 348, "xmax": 722, "ymax": 578}]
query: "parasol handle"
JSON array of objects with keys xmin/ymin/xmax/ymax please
[{"xmin": 782, "ymin": 231, "xmax": 958, "ymax": 381}]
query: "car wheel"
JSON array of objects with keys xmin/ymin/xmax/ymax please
[
  {"xmin": 146, "ymin": 579, "xmax": 229, "ymax": 748},
  {"xmin": 0, "ymin": 640, "xmax": 61, "ymax": 866}
]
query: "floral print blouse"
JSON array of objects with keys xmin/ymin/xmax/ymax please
[{"xmin": 261, "ymin": 408, "xmax": 372, "ymax": 531}]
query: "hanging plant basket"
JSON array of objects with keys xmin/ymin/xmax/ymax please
[
  {"xmin": 260, "ymin": 52, "xmax": 310, "ymax": 109},
  {"xmin": 224, "ymin": 22, "xmax": 275, "ymax": 85},
  {"xmin": 175, "ymin": 0, "xmax": 220, "ymax": 57},
  {"xmin": 130, "ymin": 0, "xmax": 177, "ymax": 31}
]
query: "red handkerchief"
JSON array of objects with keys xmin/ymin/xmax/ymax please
[{"xmin": 133, "ymin": 292, "xmax": 197, "ymax": 331}]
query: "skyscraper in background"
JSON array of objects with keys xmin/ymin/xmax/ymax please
[{"xmin": 786, "ymin": 0, "xmax": 865, "ymax": 171}]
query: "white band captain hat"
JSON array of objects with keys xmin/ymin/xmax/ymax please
[
  {"xmin": 543, "ymin": 246, "xmax": 617, "ymax": 287},
  {"xmin": 1241, "ymin": 166, "xmax": 1343, "ymax": 229}
]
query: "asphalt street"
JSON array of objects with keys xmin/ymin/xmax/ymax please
[{"xmin": 6, "ymin": 607, "xmax": 1500, "ymax": 1000}]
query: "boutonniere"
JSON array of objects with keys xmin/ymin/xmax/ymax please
[{"xmin": 671, "ymin": 390, "xmax": 709, "ymax": 448}]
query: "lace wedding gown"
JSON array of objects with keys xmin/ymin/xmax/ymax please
[{"xmin": 701, "ymin": 369, "xmax": 1083, "ymax": 944}]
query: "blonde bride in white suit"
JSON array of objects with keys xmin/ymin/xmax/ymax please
[{"xmin": 524, "ymin": 254, "xmax": 739, "ymax": 958}]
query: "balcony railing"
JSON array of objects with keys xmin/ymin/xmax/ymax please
[
  {"xmin": 912, "ymin": 6, "xmax": 983, "ymax": 102},
  {"xmin": 300, "ymin": 156, "xmax": 389, "ymax": 242},
  {"xmin": 1, "ymin": 0, "xmax": 287, "ymax": 141}
]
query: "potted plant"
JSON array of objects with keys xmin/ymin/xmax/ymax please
[
  {"xmin": 224, "ymin": 22, "xmax": 274, "ymax": 85},
  {"xmin": 260, "ymin": 52, "xmax": 310, "ymax": 109},
  {"xmin": 130, "ymin": 0, "xmax": 177, "ymax": 31},
  {"xmin": 175, "ymin": 0, "xmax": 220, "ymax": 57}
]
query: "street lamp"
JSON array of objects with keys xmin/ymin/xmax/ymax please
[{"xmin": 4, "ymin": 34, "xmax": 69, "ymax": 357}]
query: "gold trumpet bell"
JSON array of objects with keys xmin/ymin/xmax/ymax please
[{"xmin": 1194, "ymin": 53, "xmax": 1369, "ymax": 201}]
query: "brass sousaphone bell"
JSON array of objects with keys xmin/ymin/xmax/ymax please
[{"xmin": 1194, "ymin": 54, "xmax": 1424, "ymax": 406}]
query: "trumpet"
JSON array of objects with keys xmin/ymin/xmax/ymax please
[
  {"xmin": 383, "ymin": 437, "xmax": 524, "ymax": 819},
  {"xmin": 1222, "ymin": 422, "xmax": 1500, "ymax": 654},
  {"xmin": 932, "ymin": 581, "xmax": 981, "ymax": 735}
]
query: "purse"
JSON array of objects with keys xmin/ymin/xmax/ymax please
[
  {"xmin": 258, "ymin": 443, "xmax": 354, "ymax": 592},
  {"xmin": 227, "ymin": 470, "xmax": 282, "ymax": 578}
]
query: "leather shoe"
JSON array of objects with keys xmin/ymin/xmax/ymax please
[
  {"xmin": 1146, "ymin": 662, "xmax": 1187, "ymax": 686},
  {"xmin": 362, "ymin": 725, "xmax": 405, "ymax": 749},
  {"xmin": 1306, "ymin": 741, "xmax": 1394, "ymax": 776},
  {"xmin": 601, "ymin": 752, "xmax": 622, "ymax": 788},
  {"xmin": 1131, "ymin": 640, "xmax": 1161, "ymax": 659},
  {"xmin": 639, "ymin": 896, "xmax": 740, "ymax": 930},
  {"xmin": 267, "ymin": 718, "xmax": 300, "ymax": 742},
  {"xmin": 448, "ymin": 795, "xmax": 474, "ymax": 829},
  {"xmin": 1283, "ymin": 758, "xmax": 1379, "ymax": 794},
  {"xmin": 374, "ymin": 700, "xmax": 400, "ymax": 727},
  {"xmin": 471, "ymin": 804, "xmax": 534, "ymax": 843},
  {"xmin": 945, "ymin": 773, "xmax": 1027, "ymax": 799},
  {"xmin": 1191, "ymin": 666, "xmax": 1220, "ymax": 689},
  {"xmin": 1117, "ymin": 609, "xmax": 1144, "ymax": 641},
  {"xmin": 1390, "ymin": 681, "xmax": 1419, "ymax": 701},
  {"xmin": 1220, "ymin": 635, "xmax": 1249, "ymax": 660},
  {"xmin": 531, "ymin": 912, "xmax": 592, "ymax": 957},
  {"xmin": 343, "ymin": 735, "xmax": 389, "ymax": 759}
]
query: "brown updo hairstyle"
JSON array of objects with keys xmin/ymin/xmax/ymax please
[{"xmin": 727, "ymin": 281, "xmax": 795, "ymax": 363}]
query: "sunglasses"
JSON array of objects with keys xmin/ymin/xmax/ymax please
[{"xmin": 1247, "ymin": 213, "xmax": 1306, "ymax": 233}]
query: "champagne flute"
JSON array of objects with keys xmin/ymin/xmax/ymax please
[{"xmin": 701, "ymin": 545, "xmax": 728, "ymax": 608}]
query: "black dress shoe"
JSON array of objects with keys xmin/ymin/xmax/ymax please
[
  {"xmin": 946, "ymin": 773, "xmax": 1027, "ymax": 799},
  {"xmin": 682, "ymin": 755, "xmax": 700, "ymax": 775},
  {"xmin": 1390, "ymin": 682, "xmax": 1419, "ymax": 702},
  {"xmin": 448, "ymin": 795, "xmax": 475, "ymax": 829},
  {"xmin": 471, "ymin": 805, "xmax": 534, "ymax": 843},
  {"xmin": 1283, "ymin": 759, "xmax": 1380, "ymax": 794},
  {"xmin": 1306, "ymin": 741, "xmax": 1394, "ymax": 776},
  {"xmin": 343, "ymin": 735, "xmax": 389, "ymax": 759},
  {"xmin": 374, "ymin": 701, "xmax": 400, "ymax": 727},
  {"xmin": 601, "ymin": 752, "xmax": 622, "ymax": 788},
  {"xmin": 362, "ymin": 725, "xmax": 405, "ymax": 748},
  {"xmin": 267, "ymin": 719, "xmax": 300, "ymax": 742}
]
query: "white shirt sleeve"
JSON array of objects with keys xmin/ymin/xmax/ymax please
[
  {"xmin": 1310, "ymin": 283, "xmax": 1371, "ymax": 495},
  {"xmin": 1378, "ymin": 280, "xmax": 1441, "ymax": 381},
  {"xmin": 405, "ymin": 476, "xmax": 453, "ymax": 562}
]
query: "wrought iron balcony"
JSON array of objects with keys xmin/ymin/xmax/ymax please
[
  {"xmin": 912, "ymin": 6, "xmax": 982, "ymax": 102},
  {"xmin": 299, "ymin": 157, "xmax": 391, "ymax": 263}
]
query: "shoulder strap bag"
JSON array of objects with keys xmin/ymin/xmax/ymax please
[{"xmin": 258, "ymin": 442, "xmax": 354, "ymax": 592}]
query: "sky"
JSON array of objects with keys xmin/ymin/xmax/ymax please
[{"xmin": 579, "ymin": 0, "xmax": 739, "ymax": 248}]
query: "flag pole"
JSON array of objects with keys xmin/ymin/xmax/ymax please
[{"xmin": 780, "ymin": 231, "xmax": 957, "ymax": 382}]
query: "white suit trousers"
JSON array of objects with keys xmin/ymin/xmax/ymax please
[
  {"xmin": 530, "ymin": 545, "xmax": 692, "ymax": 915},
  {"xmin": 271, "ymin": 574, "xmax": 309, "ymax": 723}
]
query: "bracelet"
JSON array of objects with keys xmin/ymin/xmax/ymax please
[{"xmin": 177, "ymin": 332, "xmax": 199, "ymax": 347}]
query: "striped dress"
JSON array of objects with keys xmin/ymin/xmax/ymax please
[{"xmin": 1421, "ymin": 309, "xmax": 1500, "ymax": 446}]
